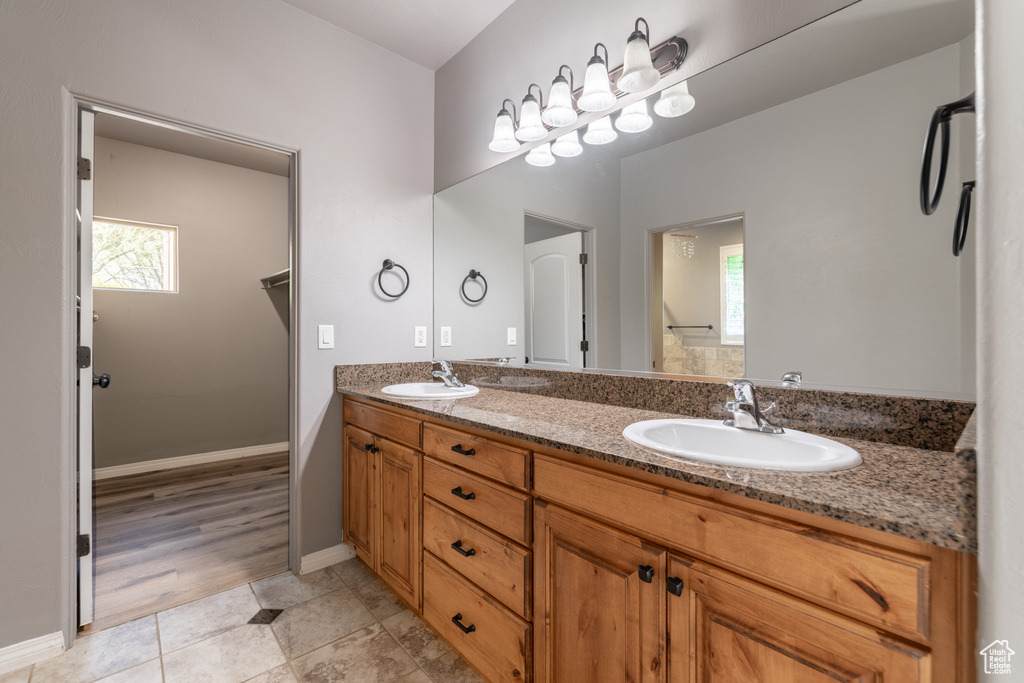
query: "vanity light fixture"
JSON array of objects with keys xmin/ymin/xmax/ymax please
[
  {"xmin": 488, "ymin": 99, "xmax": 521, "ymax": 153},
  {"xmin": 582, "ymin": 116, "xmax": 617, "ymax": 145},
  {"xmin": 543, "ymin": 65, "xmax": 578, "ymax": 127},
  {"xmin": 525, "ymin": 142, "xmax": 556, "ymax": 166},
  {"xmin": 615, "ymin": 99, "xmax": 653, "ymax": 133},
  {"xmin": 618, "ymin": 18, "xmax": 661, "ymax": 93},
  {"xmin": 551, "ymin": 130, "xmax": 583, "ymax": 157},
  {"xmin": 578, "ymin": 43, "xmax": 616, "ymax": 112},
  {"xmin": 653, "ymin": 80, "xmax": 696, "ymax": 118},
  {"xmin": 516, "ymin": 84, "xmax": 548, "ymax": 142}
]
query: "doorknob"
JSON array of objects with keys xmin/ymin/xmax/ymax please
[{"xmin": 92, "ymin": 373, "xmax": 111, "ymax": 388}]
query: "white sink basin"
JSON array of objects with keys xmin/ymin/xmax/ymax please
[
  {"xmin": 381, "ymin": 382, "xmax": 479, "ymax": 399},
  {"xmin": 622, "ymin": 419, "xmax": 861, "ymax": 472}
]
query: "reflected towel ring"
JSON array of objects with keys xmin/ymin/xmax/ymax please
[
  {"xmin": 461, "ymin": 269, "xmax": 488, "ymax": 303},
  {"xmin": 920, "ymin": 92, "xmax": 975, "ymax": 216},
  {"xmin": 377, "ymin": 259, "xmax": 409, "ymax": 299},
  {"xmin": 953, "ymin": 181, "xmax": 975, "ymax": 257}
]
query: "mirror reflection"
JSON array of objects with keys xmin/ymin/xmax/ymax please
[{"xmin": 433, "ymin": 0, "xmax": 975, "ymax": 398}]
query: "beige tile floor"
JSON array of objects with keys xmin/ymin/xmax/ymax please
[{"xmin": 3, "ymin": 558, "xmax": 483, "ymax": 683}]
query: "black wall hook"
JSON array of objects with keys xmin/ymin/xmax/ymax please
[
  {"xmin": 377, "ymin": 259, "xmax": 409, "ymax": 299},
  {"xmin": 953, "ymin": 181, "xmax": 975, "ymax": 257},
  {"xmin": 920, "ymin": 92, "xmax": 975, "ymax": 216},
  {"xmin": 461, "ymin": 269, "xmax": 488, "ymax": 304}
]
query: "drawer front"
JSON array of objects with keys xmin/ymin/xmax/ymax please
[
  {"xmin": 534, "ymin": 455, "xmax": 932, "ymax": 640},
  {"xmin": 423, "ymin": 423, "xmax": 529, "ymax": 490},
  {"xmin": 424, "ymin": 459, "xmax": 531, "ymax": 545},
  {"xmin": 423, "ymin": 552, "xmax": 531, "ymax": 683},
  {"xmin": 423, "ymin": 498, "xmax": 531, "ymax": 618},
  {"xmin": 345, "ymin": 400, "xmax": 421, "ymax": 449}
]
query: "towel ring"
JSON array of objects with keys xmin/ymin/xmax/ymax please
[
  {"xmin": 461, "ymin": 270, "xmax": 487, "ymax": 303},
  {"xmin": 953, "ymin": 181, "xmax": 975, "ymax": 257},
  {"xmin": 377, "ymin": 259, "xmax": 409, "ymax": 299},
  {"xmin": 920, "ymin": 92, "xmax": 975, "ymax": 216}
]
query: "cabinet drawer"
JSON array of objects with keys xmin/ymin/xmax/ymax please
[
  {"xmin": 345, "ymin": 400, "xmax": 421, "ymax": 449},
  {"xmin": 423, "ymin": 498, "xmax": 531, "ymax": 619},
  {"xmin": 534, "ymin": 455, "xmax": 932, "ymax": 641},
  {"xmin": 423, "ymin": 552, "xmax": 531, "ymax": 683},
  {"xmin": 424, "ymin": 459, "xmax": 531, "ymax": 545},
  {"xmin": 423, "ymin": 423, "xmax": 529, "ymax": 490}
]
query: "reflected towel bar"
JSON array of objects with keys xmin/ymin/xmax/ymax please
[{"xmin": 667, "ymin": 325, "xmax": 713, "ymax": 330}]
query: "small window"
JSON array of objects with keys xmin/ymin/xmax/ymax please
[
  {"xmin": 92, "ymin": 218, "xmax": 178, "ymax": 292},
  {"xmin": 720, "ymin": 244, "xmax": 744, "ymax": 345}
]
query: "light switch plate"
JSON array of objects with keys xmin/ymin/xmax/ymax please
[
  {"xmin": 440, "ymin": 327, "xmax": 452, "ymax": 347},
  {"xmin": 507, "ymin": 327, "xmax": 517, "ymax": 345},
  {"xmin": 318, "ymin": 324, "xmax": 334, "ymax": 350},
  {"xmin": 414, "ymin": 326, "xmax": 427, "ymax": 347}
]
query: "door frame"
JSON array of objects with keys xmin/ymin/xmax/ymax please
[{"xmin": 64, "ymin": 94, "xmax": 301, "ymax": 640}]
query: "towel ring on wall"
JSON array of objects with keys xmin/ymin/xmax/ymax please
[
  {"xmin": 377, "ymin": 259, "xmax": 409, "ymax": 299},
  {"xmin": 461, "ymin": 270, "xmax": 488, "ymax": 304},
  {"xmin": 953, "ymin": 181, "xmax": 975, "ymax": 257},
  {"xmin": 920, "ymin": 92, "xmax": 975, "ymax": 216}
]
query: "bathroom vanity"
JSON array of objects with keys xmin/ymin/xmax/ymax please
[{"xmin": 338, "ymin": 364, "xmax": 976, "ymax": 683}]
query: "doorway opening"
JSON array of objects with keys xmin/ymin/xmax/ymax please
[{"xmin": 74, "ymin": 101, "xmax": 298, "ymax": 634}]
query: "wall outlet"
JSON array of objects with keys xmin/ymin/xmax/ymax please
[
  {"xmin": 318, "ymin": 324, "xmax": 334, "ymax": 350},
  {"xmin": 414, "ymin": 326, "xmax": 427, "ymax": 347},
  {"xmin": 440, "ymin": 327, "xmax": 452, "ymax": 347},
  {"xmin": 507, "ymin": 327, "xmax": 517, "ymax": 345}
]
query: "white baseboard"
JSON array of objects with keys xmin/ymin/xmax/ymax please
[
  {"xmin": 0, "ymin": 631, "xmax": 64, "ymax": 675},
  {"xmin": 94, "ymin": 442, "xmax": 289, "ymax": 480},
  {"xmin": 300, "ymin": 543, "xmax": 355, "ymax": 574}
]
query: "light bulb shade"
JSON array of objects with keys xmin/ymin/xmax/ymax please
[
  {"xmin": 551, "ymin": 130, "xmax": 583, "ymax": 157},
  {"xmin": 582, "ymin": 116, "xmax": 617, "ymax": 145},
  {"xmin": 653, "ymin": 80, "xmax": 695, "ymax": 118},
  {"xmin": 618, "ymin": 34, "xmax": 661, "ymax": 93},
  {"xmin": 578, "ymin": 60, "xmax": 616, "ymax": 112},
  {"xmin": 516, "ymin": 96, "xmax": 547, "ymax": 142},
  {"xmin": 542, "ymin": 77, "xmax": 577, "ymax": 127},
  {"xmin": 488, "ymin": 110, "xmax": 521, "ymax": 152},
  {"xmin": 525, "ymin": 142, "xmax": 556, "ymax": 167},
  {"xmin": 615, "ymin": 99, "xmax": 653, "ymax": 133}
]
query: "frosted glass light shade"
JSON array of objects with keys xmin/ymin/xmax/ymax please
[
  {"xmin": 582, "ymin": 116, "xmax": 617, "ymax": 145},
  {"xmin": 525, "ymin": 142, "xmax": 556, "ymax": 167},
  {"xmin": 516, "ymin": 96, "xmax": 547, "ymax": 142},
  {"xmin": 615, "ymin": 99, "xmax": 653, "ymax": 133},
  {"xmin": 653, "ymin": 80, "xmax": 696, "ymax": 118},
  {"xmin": 617, "ymin": 34, "xmax": 660, "ymax": 93},
  {"xmin": 488, "ymin": 110, "xmax": 520, "ymax": 152},
  {"xmin": 552, "ymin": 130, "xmax": 583, "ymax": 157},
  {"xmin": 543, "ymin": 77, "xmax": 577, "ymax": 127},
  {"xmin": 578, "ymin": 59, "xmax": 616, "ymax": 112}
]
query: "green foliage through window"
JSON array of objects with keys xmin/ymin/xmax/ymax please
[{"xmin": 92, "ymin": 219, "xmax": 177, "ymax": 292}]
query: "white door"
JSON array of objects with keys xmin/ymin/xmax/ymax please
[
  {"xmin": 524, "ymin": 232, "xmax": 584, "ymax": 369},
  {"xmin": 77, "ymin": 108, "xmax": 95, "ymax": 627}
]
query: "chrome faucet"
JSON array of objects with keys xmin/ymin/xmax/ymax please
[
  {"xmin": 431, "ymin": 360, "xmax": 465, "ymax": 388},
  {"xmin": 781, "ymin": 371, "xmax": 802, "ymax": 389},
  {"xmin": 724, "ymin": 380, "xmax": 784, "ymax": 434}
]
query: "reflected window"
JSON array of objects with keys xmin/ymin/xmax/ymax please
[
  {"xmin": 92, "ymin": 218, "xmax": 178, "ymax": 292},
  {"xmin": 720, "ymin": 244, "xmax": 744, "ymax": 345}
]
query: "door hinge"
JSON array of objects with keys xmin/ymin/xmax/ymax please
[
  {"xmin": 580, "ymin": 340, "xmax": 590, "ymax": 352},
  {"xmin": 78, "ymin": 345, "xmax": 91, "ymax": 369},
  {"xmin": 77, "ymin": 157, "xmax": 92, "ymax": 181},
  {"xmin": 77, "ymin": 533, "xmax": 91, "ymax": 558},
  {"xmin": 579, "ymin": 253, "xmax": 589, "ymax": 265}
]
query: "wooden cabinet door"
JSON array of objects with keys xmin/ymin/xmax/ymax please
[
  {"xmin": 666, "ymin": 555, "xmax": 930, "ymax": 683},
  {"xmin": 343, "ymin": 425, "xmax": 376, "ymax": 567},
  {"xmin": 534, "ymin": 501, "xmax": 667, "ymax": 683},
  {"xmin": 377, "ymin": 438, "xmax": 422, "ymax": 609}
]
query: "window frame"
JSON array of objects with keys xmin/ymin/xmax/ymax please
[
  {"xmin": 92, "ymin": 216, "xmax": 179, "ymax": 293},
  {"xmin": 719, "ymin": 243, "xmax": 744, "ymax": 346}
]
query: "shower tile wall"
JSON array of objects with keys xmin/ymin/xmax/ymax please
[{"xmin": 663, "ymin": 334, "xmax": 744, "ymax": 377}]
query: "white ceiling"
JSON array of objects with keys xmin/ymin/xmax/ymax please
[{"xmin": 275, "ymin": 0, "xmax": 517, "ymax": 71}]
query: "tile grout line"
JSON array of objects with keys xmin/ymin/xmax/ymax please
[{"xmin": 154, "ymin": 613, "xmax": 166, "ymax": 683}]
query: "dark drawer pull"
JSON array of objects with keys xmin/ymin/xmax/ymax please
[
  {"xmin": 667, "ymin": 576, "xmax": 685, "ymax": 597},
  {"xmin": 451, "ymin": 540, "xmax": 476, "ymax": 557},
  {"xmin": 638, "ymin": 565, "xmax": 654, "ymax": 583},
  {"xmin": 451, "ymin": 486, "xmax": 476, "ymax": 500},
  {"xmin": 363, "ymin": 443, "xmax": 378, "ymax": 453},
  {"xmin": 451, "ymin": 444, "xmax": 476, "ymax": 456},
  {"xmin": 452, "ymin": 612, "xmax": 476, "ymax": 634}
]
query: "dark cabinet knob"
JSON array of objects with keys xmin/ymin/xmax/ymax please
[
  {"xmin": 451, "ymin": 486, "xmax": 476, "ymax": 500},
  {"xmin": 638, "ymin": 565, "xmax": 654, "ymax": 583},
  {"xmin": 451, "ymin": 444, "xmax": 476, "ymax": 456},
  {"xmin": 451, "ymin": 612, "xmax": 476, "ymax": 634},
  {"xmin": 363, "ymin": 443, "xmax": 379, "ymax": 453},
  {"xmin": 92, "ymin": 373, "xmax": 111, "ymax": 388},
  {"xmin": 666, "ymin": 576, "xmax": 685, "ymax": 597},
  {"xmin": 451, "ymin": 540, "xmax": 476, "ymax": 557}
]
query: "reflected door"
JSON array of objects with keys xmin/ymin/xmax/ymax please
[{"xmin": 524, "ymin": 232, "xmax": 583, "ymax": 369}]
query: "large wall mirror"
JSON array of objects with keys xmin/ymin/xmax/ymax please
[{"xmin": 434, "ymin": 0, "xmax": 976, "ymax": 399}]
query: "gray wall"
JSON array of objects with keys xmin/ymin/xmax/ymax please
[
  {"xmin": 92, "ymin": 137, "xmax": 288, "ymax": 469},
  {"xmin": 0, "ymin": 0, "xmax": 432, "ymax": 650},
  {"xmin": 977, "ymin": 0, "xmax": 1024, "ymax": 666},
  {"xmin": 434, "ymin": 0, "xmax": 859, "ymax": 192},
  {"xmin": 620, "ymin": 44, "xmax": 974, "ymax": 394}
]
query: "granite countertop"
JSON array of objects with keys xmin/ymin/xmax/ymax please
[{"xmin": 338, "ymin": 382, "xmax": 976, "ymax": 554}]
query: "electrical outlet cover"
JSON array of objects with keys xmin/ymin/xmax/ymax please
[
  {"xmin": 440, "ymin": 327, "xmax": 452, "ymax": 347},
  {"xmin": 414, "ymin": 326, "xmax": 427, "ymax": 347}
]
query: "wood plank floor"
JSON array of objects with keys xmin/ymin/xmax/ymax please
[{"xmin": 88, "ymin": 452, "xmax": 289, "ymax": 632}]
